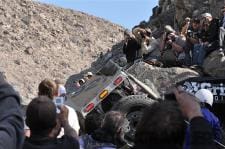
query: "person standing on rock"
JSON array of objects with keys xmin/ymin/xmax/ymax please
[
  {"xmin": 123, "ymin": 29, "xmax": 141, "ymax": 63},
  {"xmin": 132, "ymin": 27, "xmax": 157, "ymax": 60},
  {"xmin": 186, "ymin": 18, "xmax": 201, "ymax": 66},
  {"xmin": 160, "ymin": 25, "xmax": 186, "ymax": 67}
]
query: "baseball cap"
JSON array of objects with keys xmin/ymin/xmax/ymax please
[{"xmin": 195, "ymin": 89, "xmax": 213, "ymax": 106}]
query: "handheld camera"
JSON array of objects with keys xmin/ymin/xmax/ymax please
[{"xmin": 54, "ymin": 96, "xmax": 65, "ymax": 113}]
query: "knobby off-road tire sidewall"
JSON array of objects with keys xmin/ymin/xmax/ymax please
[
  {"xmin": 112, "ymin": 95, "xmax": 156, "ymax": 113},
  {"xmin": 112, "ymin": 95, "xmax": 157, "ymax": 145}
]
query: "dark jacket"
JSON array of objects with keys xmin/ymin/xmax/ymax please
[
  {"xmin": 0, "ymin": 75, "xmax": 24, "ymax": 149},
  {"xmin": 23, "ymin": 135, "xmax": 79, "ymax": 149},
  {"xmin": 190, "ymin": 117, "xmax": 217, "ymax": 149},
  {"xmin": 207, "ymin": 18, "xmax": 219, "ymax": 43},
  {"xmin": 123, "ymin": 37, "xmax": 141, "ymax": 63},
  {"xmin": 199, "ymin": 18, "xmax": 220, "ymax": 54}
]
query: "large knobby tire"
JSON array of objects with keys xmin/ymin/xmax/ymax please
[
  {"xmin": 101, "ymin": 93, "xmax": 123, "ymax": 112},
  {"xmin": 112, "ymin": 95, "xmax": 157, "ymax": 145}
]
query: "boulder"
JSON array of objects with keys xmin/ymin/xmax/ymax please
[
  {"xmin": 126, "ymin": 62, "xmax": 200, "ymax": 98},
  {"xmin": 203, "ymin": 51, "xmax": 225, "ymax": 77}
]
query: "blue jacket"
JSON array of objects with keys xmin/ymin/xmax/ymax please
[
  {"xmin": 79, "ymin": 135, "xmax": 116, "ymax": 149},
  {"xmin": 184, "ymin": 108, "xmax": 223, "ymax": 149},
  {"xmin": 201, "ymin": 108, "xmax": 223, "ymax": 141}
]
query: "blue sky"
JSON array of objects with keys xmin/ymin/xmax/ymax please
[{"xmin": 36, "ymin": 0, "xmax": 158, "ymax": 29}]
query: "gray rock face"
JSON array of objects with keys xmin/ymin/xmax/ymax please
[
  {"xmin": 127, "ymin": 62, "xmax": 200, "ymax": 98},
  {"xmin": 148, "ymin": 0, "xmax": 224, "ymax": 33},
  {"xmin": 203, "ymin": 51, "xmax": 225, "ymax": 77}
]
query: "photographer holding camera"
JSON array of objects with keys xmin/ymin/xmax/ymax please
[
  {"xmin": 23, "ymin": 96, "xmax": 79, "ymax": 149},
  {"xmin": 184, "ymin": 18, "xmax": 201, "ymax": 66},
  {"xmin": 132, "ymin": 27, "xmax": 155, "ymax": 58},
  {"xmin": 186, "ymin": 18, "xmax": 201, "ymax": 45},
  {"xmin": 123, "ymin": 29, "xmax": 141, "ymax": 63},
  {"xmin": 160, "ymin": 25, "xmax": 186, "ymax": 67},
  {"xmin": 38, "ymin": 79, "xmax": 80, "ymax": 137},
  {"xmin": 181, "ymin": 17, "xmax": 191, "ymax": 37}
]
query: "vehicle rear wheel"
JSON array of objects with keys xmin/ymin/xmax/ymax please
[
  {"xmin": 101, "ymin": 93, "xmax": 122, "ymax": 112},
  {"xmin": 112, "ymin": 95, "xmax": 157, "ymax": 145}
]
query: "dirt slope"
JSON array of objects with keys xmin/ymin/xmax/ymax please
[{"xmin": 0, "ymin": 0, "xmax": 124, "ymax": 103}]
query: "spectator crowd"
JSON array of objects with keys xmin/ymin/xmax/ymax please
[
  {"xmin": 123, "ymin": 7, "xmax": 225, "ymax": 69},
  {"xmin": 0, "ymin": 70, "xmax": 225, "ymax": 149},
  {"xmin": 1, "ymin": 6, "xmax": 225, "ymax": 149}
]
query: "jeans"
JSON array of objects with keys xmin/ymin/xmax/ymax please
[
  {"xmin": 219, "ymin": 27, "xmax": 225, "ymax": 48},
  {"xmin": 184, "ymin": 50, "xmax": 192, "ymax": 66},
  {"xmin": 192, "ymin": 44, "xmax": 206, "ymax": 66}
]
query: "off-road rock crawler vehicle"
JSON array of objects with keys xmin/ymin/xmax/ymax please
[
  {"xmin": 66, "ymin": 56, "xmax": 225, "ymax": 145},
  {"xmin": 66, "ymin": 58, "xmax": 160, "ymax": 143}
]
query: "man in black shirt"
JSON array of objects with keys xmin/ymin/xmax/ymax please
[{"xmin": 23, "ymin": 96, "xmax": 79, "ymax": 149}]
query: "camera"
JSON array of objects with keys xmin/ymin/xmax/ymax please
[
  {"xmin": 166, "ymin": 33, "xmax": 176, "ymax": 42},
  {"xmin": 163, "ymin": 33, "xmax": 176, "ymax": 49},
  {"xmin": 140, "ymin": 31, "xmax": 146, "ymax": 39},
  {"xmin": 54, "ymin": 96, "xmax": 65, "ymax": 113},
  {"xmin": 187, "ymin": 30, "xmax": 193, "ymax": 38}
]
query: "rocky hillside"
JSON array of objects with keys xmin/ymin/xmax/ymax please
[
  {"xmin": 148, "ymin": 0, "xmax": 224, "ymax": 34},
  {"xmin": 0, "ymin": 0, "xmax": 124, "ymax": 103}
]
